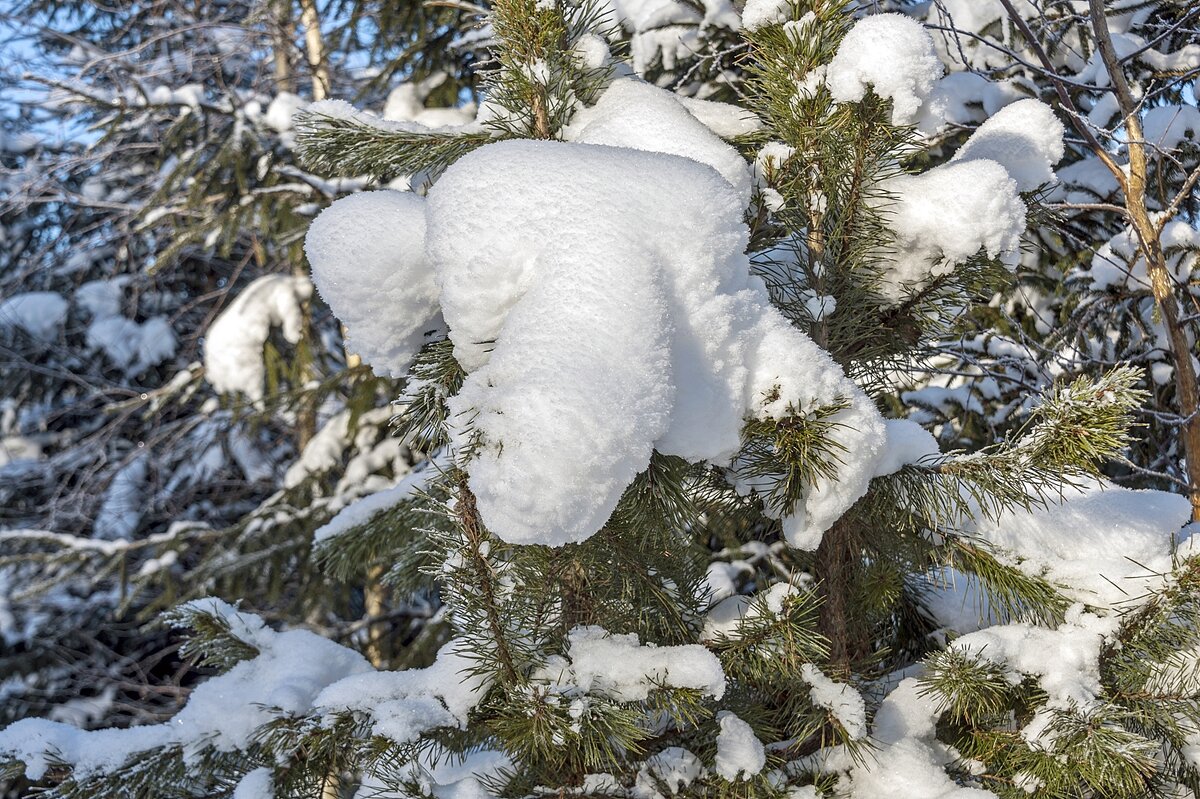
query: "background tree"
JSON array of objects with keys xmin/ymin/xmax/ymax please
[
  {"xmin": 900, "ymin": 0, "xmax": 1200, "ymax": 518},
  {"xmin": 0, "ymin": 0, "xmax": 481, "ymax": 744}
]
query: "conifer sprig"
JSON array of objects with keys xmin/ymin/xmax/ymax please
[{"xmin": 293, "ymin": 110, "xmax": 493, "ymax": 182}]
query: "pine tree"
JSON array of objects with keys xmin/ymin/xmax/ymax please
[{"xmin": 2, "ymin": 2, "xmax": 1199, "ymax": 799}]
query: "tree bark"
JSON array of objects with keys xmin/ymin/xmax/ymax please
[
  {"xmin": 814, "ymin": 516, "xmax": 861, "ymax": 677},
  {"xmin": 269, "ymin": 0, "xmax": 293, "ymax": 93},
  {"xmin": 299, "ymin": 0, "xmax": 331, "ymax": 101}
]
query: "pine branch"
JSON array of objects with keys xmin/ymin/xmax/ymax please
[{"xmin": 293, "ymin": 106, "xmax": 492, "ymax": 182}]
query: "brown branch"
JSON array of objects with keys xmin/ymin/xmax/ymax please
[
  {"xmin": 995, "ymin": 0, "xmax": 1126, "ymax": 186},
  {"xmin": 1088, "ymin": 0, "xmax": 1200, "ymax": 520},
  {"xmin": 458, "ymin": 476, "xmax": 521, "ymax": 684}
]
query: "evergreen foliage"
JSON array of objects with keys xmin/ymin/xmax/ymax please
[{"xmin": 1, "ymin": 1, "xmax": 1199, "ymax": 798}]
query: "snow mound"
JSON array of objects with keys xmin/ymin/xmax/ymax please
[
  {"xmin": 306, "ymin": 190, "xmax": 443, "ymax": 377},
  {"xmin": 548, "ymin": 625, "xmax": 727, "ymax": 702},
  {"xmin": 0, "ymin": 600, "xmax": 371, "ymax": 781},
  {"xmin": 0, "ymin": 292, "xmax": 68, "ymax": 342},
  {"xmin": 315, "ymin": 640, "xmax": 490, "ymax": 742},
  {"xmin": 828, "ymin": 14, "xmax": 943, "ymax": 126},
  {"xmin": 426, "ymin": 140, "xmax": 883, "ymax": 546},
  {"xmin": 967, "ymin": 479, "xmax": 1187, "ymax": 608},
  {"xmin": 849, "ymin": 678, "xmax": 996, "ymax": 799},
  {"xmin": 565, "ymin": 78, "xmax": 753, "ymax": 202},
  {"xmin": 799, "ymin": 663, "xmax": 867, "ymax": 739},
  {"xmin": 714, "ymin": 712, "xmax": 765, "ymax": 781},
  {"xmin": 951, "ymin": 99, "xmax": 1065, "ymax": 192},
  {"xmin": 740, "ymin": 0, "xmax": 790, "ymax": 31},
  {"xmin": 879, "ymin": 159, "xmax": 1027, "ymax": 302},
  {"xmin": 1143, "ymin": 104, "xmax": 1200, "ymax": 150},
  {"xmin": 204, "ymin": 275, "xmax": 313, "ymax": 401},
  {"xmin": 307, "ymin": 109, "xmax": 901, "ymax": 547}
]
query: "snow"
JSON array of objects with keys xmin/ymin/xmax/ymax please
[
  {"xmin": 306, "ymin": 190, "xmax": 443, "ymax": 378},
  {"xmin": 0, "ymin": 436, "xmax": 41, "ymax": 468},
  {"xmin": 799, "ymin": 664, "xmax": 867, "ymax": 739},
  {"xmin": 281, "ymin": 407, "xmax": 406, "ymax": 495},
  {"xmin": 383, "ymin": 74, "xmax": 476, "ymax": 128},
  {"xmin": 827, "ymin": 14, "xmax": 943, "ymax": 126},
  {"xmin": 0, "ymin": 600, "xmax": 371, "ymax": 780},
  {"xmin": 565, "ymin": 78, "xmax": 753, "ymax": 202},
  {"xmin": 1088, "ymin": 220, "xmax": 1199, "ymax": 291},
  {"xmin": 1142, "ymin": 104, "xmax": 1200, "ymax": 150},
  {"xmin": 313, "ymin": 455, "xmax": 445, "ymax": 544},
  {"xmin": 916, "ymin": 73, "xmax": 1029, "ymax": 135},
  {"xmin": 76, "ymin": 278, "xmax": 125, "ymax": 317},
  {"xmin": 233, "ymin": 767, "xmax": 274, "ymax": 799},
  {"xmin": 315, "ymin": 640, "xmax": 490, "ymax": 742},
  {"xmin": 676, "ymin": 96, "xmax": 763, "ymax": 138},
  {"xmin": 702, "ymin": 581, "xmax": 800, "ymax": 640},
  {"xmin": 264, "ymin": 92, "xmax": 305, "ymax": 133},
  {"xmin": 872, "ymin": 419, "xmax": 939, "ymax": 477},
  {"xmin": 93, "ymin": 455, "xmax": 148, "ymax": 540},
  {"xmin": 740, "ymin": 0, "xmax": 790, "ymax": 31},
  {"xmin": 86, "ymin": 315, "xmax": 177, "ymax": 375},
  {"xmin": 76, "ymin": 277, "xmax": 177, "ymax": 375},
  {"xmin": 1051, "ymin": 157, "xmax": 1121, "ymax": 206},
  {"xmin": 878, "ymin": 159, "xmax": 1026, "ymax": 302},
  {"xmin": 964, "ymin": 479, "xmax": 1188, "ymax": 608},
  {"xmin": 848, "ymin": 678, "xmax": 995, "ymax": 799},
  {"xmin": 950, "ymin": 607, "xmax": 1119, "ymax": 710},
  {"xmin": 0, "ymin": 292, "xmax": 68, "ymax": 342},
  {"xmin": 713, "ymin": 712, "xmax": 765, "ymax": 781},
  {"xmin": 920, "ymin": 568, "xmax": 993, "ymax": 635},
  {"xmin": 754, "ymin": 141, "xmax": 794, "ymax": 184},
  {"xmin": 572, "ymin": 33, "xmax": 612, "ymax": 71},
  {"xmin": 417, "ymin": 140, "xmax": 884, "ymax": 546},
  {"xmin": 636, "ymin": 747, "xmax": 704, "ymax": 794},
  {"xmin": 599, "ymin": 0, "xmax": 734, "ymax": 75},
  {"xmin": 950, "ymin": 99, "xmax": 1065, "ymax": 192},
  {"xmin": 538, "ymin": 625, "xmax": 726, "ymax": 702},
  {"xmin": 204, "ymin": 275, "xmax": 312, "ymax": 401}
]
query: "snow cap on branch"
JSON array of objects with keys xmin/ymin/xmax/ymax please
[
  {"xmin": 828, "ymin": 13, "xmax": 943, "ymax": 126},
  {"xmin": 306, "ymin": 190, "xmax": 443, "ymax": 378},
  {"xmin": 307, "ymin": 101, "xmax": 892, "ymax": 548}
]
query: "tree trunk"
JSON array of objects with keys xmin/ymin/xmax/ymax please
[
  {"xmin": 269, "ymin": 0, "xmax": 293, "ymax": 93},
  {"xmin": 814, "ymin": 516, "xmax": 861, "ymax": 677},
  {"xmin": 299, "ymin": 0, "xmax": 331, "ymax": 101}
]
